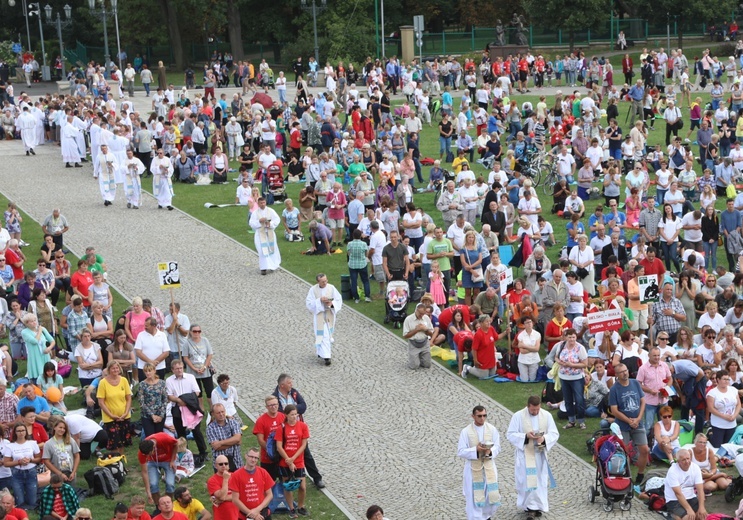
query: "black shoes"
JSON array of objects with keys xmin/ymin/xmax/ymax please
[
  {"xmin": 74, "ymin": 163, "xmax": 82, "ymax": 168},
  {"xmin": 324, "ymin": 359, "xmax": 331, "ymax": 366},
  {"xmin": 314, "ymin": 479, "xmax": 326, "ymax": 489},
  {"xmin": 29, "ymin": 148, "xmax": 35, "ymax": 155},
  {"xmin": 167, "ymin": 206, "xmax": 174, "ymax": 211}
]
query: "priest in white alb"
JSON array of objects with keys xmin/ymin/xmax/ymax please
[
  {"xmin": 150, "ymin": 148, "xmax": 174, "ymax": 210},
  {"xmin": 61, "ymin": 115, "xmax": 82, "ymax": 167},
  {"xmin": 121, "ymin": 148, "xmax": 145, "ymax": 209},
  {"xmin": 457, "ymin": 405, "xmax": 501, "ymax": 520},
  {"xmin": 506, "ymin": 395, "xmax": 559, "ymax": 519},
  {"xmin": 248, "ymin": 197, "xmax": 281, "ymax": 275},
  {"xmin": 305, "ymin": 273, "xmax": 342, "ymax": 366},
  {"xmin": 16, "ymin": 106, "xmax": 37, "ymax": 156},
  {"xmin": 97, "ymin": 144, "xmax": 119, "ymax": 206}
]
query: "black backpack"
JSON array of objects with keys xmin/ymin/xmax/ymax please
[{"xmin": 84, "ymin": 467, "xmax": 119, "ymax": 499}]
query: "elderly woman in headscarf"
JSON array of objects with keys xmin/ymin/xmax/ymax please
[{"xmin": 523, "ymin": 245, "xmax": 552, "ymax": 292}]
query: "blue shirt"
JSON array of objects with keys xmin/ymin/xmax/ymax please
[
  {"xmin": 608, "ymin": 379, "xmax": 644, "ymax": 431},
  {"xmin": 566, "ymin": 222, "xmax": 585, "ymax": 248},
  {"xmin": 508, "ymin": 179, "xmax": 521, "ymax": 205},
  {"xmin": 604, "ymin": 211, "xmax": 627, "ymax": 236},
  {"xmin": 721, "ymin": 209, "xmax": 742, "ymax": 233},
  {"xmin": 588, "ymin": 214, "xmax": 603, "ymax": 240},
  {"xmin": 17, "ymin": 395, "xmax": 50, "ymax": 415},
  {"xmin": 628, "ymin": 85, "xmax": 644, "ymax": 101},
  {"xmin": 487, "ymin": 116, "xmax": 499, "ymax": 134},
  {"xmin": 347, "ymin": 199, "xmax": 365, "ymax": 225},
  {"xmin": 442, "ymin": 92, "xmax": 453, "ymax": 108}
]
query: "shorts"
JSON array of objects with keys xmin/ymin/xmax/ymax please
[
  {"xmin": 519, "ymin": 71, "xmax": 528, "ymax": 82},
  {"xmin": 690, "ymin": 119, "xmax": 700, "ymax": 130},
  {"xmin": 279, "ymin": 466, "xmax": 306, "ymax": 479},
  {"xmin": 624, "ymin": 426, "xmax": 648, "ymax": 446},
  {"xmin": 666, "ymin": 498, "xmax": 698, "ymax": 519},
  {"xmin": 328, "ymin": 218, "xmax": 345, "ymax": 229},
  {"xmin": 630, "ymin": 308, "xmax": 648, "ymax": 331},
  {"xmin": 373, "ymin": 263, "xmax": 385, "ymax": 281}
]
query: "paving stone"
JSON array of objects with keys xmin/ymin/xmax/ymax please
[{"xmin": 0, "ymin": 141, "xmax": 655, "ymax": 519}]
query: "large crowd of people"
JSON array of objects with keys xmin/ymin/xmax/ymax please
[{"xmin": 6, "ymin": 36, "xmax": 743, "ymax": 518}]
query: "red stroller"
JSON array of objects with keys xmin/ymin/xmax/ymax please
[
  {"xmin": 588, "ymin": 434, "xmax": 633, "ymax": 512},
  {"xmin": 265, "ymin": 162, "xmax": 286, "ymax": 202}
]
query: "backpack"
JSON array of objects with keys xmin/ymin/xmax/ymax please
[
  {"xmin": 84, "ymin": 466, "xmax": 119, "ymax": 499},
  {"xmin": 265, "ymin": 424, "xmax": 285, "ymax": 463},
  {"xmin": 97, "ymin": 454, "xmax": 127, "ymax": 485}
]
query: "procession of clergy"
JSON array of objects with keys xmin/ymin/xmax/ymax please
[
  {"xmin": 13, "ymin": 95, "xmax": 167, "ymax": 210},
  {"xmin": 458, "ymin": 396, "xmax": 560, "ymax": 520}
]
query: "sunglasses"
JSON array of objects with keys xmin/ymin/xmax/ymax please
[
  {"xmin": 662, "ymin": 415, "xmax": 672, "ymax": 419},
  {"xmin": 216, "ymin": 462, "xmax": 229, "ymax": 466}
]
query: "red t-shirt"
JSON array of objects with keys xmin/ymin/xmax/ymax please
[
  {"xmin": 454, "ymin": 330, "xmax": 475, "ymax": 353},
  {"xmin": 289, "ymin": 128, "xmax": 302, "ymax": 149},
  {"xmin": 207, "ymin": 473, "xmax": 238, "ymax": 520},
  {"xmin": 276, "ymin": 421, "xmax": 310, "ymax": 468},
  {"xmin": 507, "ymin": 289, "xmax": 531, "ymax": 307},
  {"xmin": 70, "ymin": 270, "xmax": 94, "ymax": 306},
  {"xmin": 252, "ymin": 412, "xmax": 286, "ymax": 464},
  {"xmin": 153, "ymin": 513, "xmax": 187, "ymax": 520},
  {"xmin": 8, "ymin": 508, "xmax": 27, "ymax": 520},
  {"xmin": 472, "ymin": 326, "xmax": 497, "ymax": 369},
  {"xmin": 228, "ymin": 466, "xmax": 273, "ymax": 513},
  {"xmin": 128, "ymin": 509, "xmax": 152, "ymax": 520},
  {"xmin": 640, "ymin": 258, "xmax": 666, "ymax": 278},
  {"xmin": 31, "ymin": 422, "xmax": 49, "ymax": 445},
  {"xmin": 438, "ymin": 305, "xmax": 471, "ymax": 330},
  {"xmin": 52, "ymin": 490, "xmax": 66, "ymax": 517},
  {"xmin": 138, "ymin": 433, "xmax": 178, "ymax": 465},
  {"xmin": 544, "ymin": 317, "xmax": 572, "ymax": 351},
  {"xmin": 4, "ymin": 248, "xmax": 23, "ymax": 281},
  {"xmin": 518, "ymin": 59, "xmax": 529, "ymax": 72}
]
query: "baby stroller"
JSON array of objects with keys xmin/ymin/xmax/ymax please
[
  {"xmin": 588, "ymin": 434, "xmax": 633, "ymax": 512},
  {"xmin": 384, "ymin": 280, "xmax": 409, "ymax": 329},
  {"xmin": 260, "ymin": 69, "xmax": 275, "ymax": 89},
  {"xmin": 265, "ymin": 163, "xmax": 286, "ymax": 202}
]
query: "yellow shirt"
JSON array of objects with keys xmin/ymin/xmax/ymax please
[
  {"xmin": 173, "ymin": 125, "xmax": 182, "ymax": 144},
  {"xmin": 96, "ymin": 376, "xmax": 132, "ymax": 423},
  {"xmin": 173, "ymin": 498, "xmax": 207, "ymax": 520},
  {"xmin": 452, "ymin": 156, "xmax": 468, "ymax": 174}
]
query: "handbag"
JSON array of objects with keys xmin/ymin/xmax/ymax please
[
  {"xmin": 409, "ymin": 336, "xmax": 428, "ymax": 348},
  {"xmin": 471, "ymin": 267, "xmax": 484, "ymax": 283},
  {"xmin": 719, "ymin": 236, "xmax": 724, "ymax": 247},
  {"xmin": 576, "ymin": 267, "xmax": 589, "ymax": 279}
]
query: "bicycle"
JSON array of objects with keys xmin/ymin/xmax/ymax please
[
  {"xmin": 541, "ymin": 159, "xmax": 560, "ymax": 195},
  {"xmin": 432, "ymin": 169, "xmax": 456, "ymax": 207}
]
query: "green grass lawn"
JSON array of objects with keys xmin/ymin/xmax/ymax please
[{"xmin": 0, "ymin": 193, "xmax": 342, "ymax": 517}]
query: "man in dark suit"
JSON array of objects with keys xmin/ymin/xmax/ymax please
[
  {"xmin": 601, "ymin": 232, "xmax": 628, "ymax": 269},
  {"xmin": 481, "ymin": 200, "xmax": 507, "ymax": 243}
]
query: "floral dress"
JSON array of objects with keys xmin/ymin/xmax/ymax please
[{"xmin": 138, "ymin": 378, "xmax": 167, "ymax": 435}]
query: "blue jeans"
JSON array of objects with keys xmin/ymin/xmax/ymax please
[
  {"xmin": 643, "ymin": 404, "xmax": 658, "ymax": 434},
  {"xmin": 422, "ymin": 263, "xmax": 431, "ymax": 291},
  {"xmin": 279, "ymin": 89, "xmax": 286, "ymax": 104},
  {"xmin": 703, "ymin": 240, "xmax": 718, "ymax": 270},
  {"xmin": 561, "ymin": 377, "xmax": 586, "ymax": 424},
  {"xmin": 143, "ymin": 82, "xmax": 150, "ymax": 95},
  {"xmin": 656, "ymin": 188, "xmax": 667, "ymax": 205},
  {"xmin": 508, "ymin": 121, "xmax": 522, "ymax": 141},
  {"xmin": 147, "ymin": 461, "xmax": 176, "ymax": 494},
  {"xmin": 661, "ymin": 241, "xmax": 680, "ymax": 271},
  {"xmin": 585, "ymin": 405, "xmax": 603, "ymax": 418},
  {"xmin": 349, "ymin": 267, "xmax": 370, "ymax": 300},
  {"xmin": 11, "ymin": 467, "xmax": 37, "ymax": 509},
  {"xmin": 439, "ymin": 136, "xmax": 451, "ymax": 155}
]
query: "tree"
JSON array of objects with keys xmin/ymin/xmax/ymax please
[
  {"xmin": 625, "ymin": 0, "xmax": 737, "ymax": 48},
  {"xmin": 226, "ymin": 0, "xmax": 244, "ymax": 61},
  {"xmin": 523, "ymin": 0, "xmax": 609, "ymax": 51},
  {"xmin": 159, "ymin": 0, "xmax": 184, "ymax": 68}
]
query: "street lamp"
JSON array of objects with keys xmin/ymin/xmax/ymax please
[
  {"xmin": 44, "ymin": 4, "xmax": 72, "ymax": 78},
  {"xmin": 28, "ymin": 2, "xmax": 48, "ymax": 80},
  {"xmin": 8, "ymin": 0, "xmax": 32, "ymax": 53},
  {"xmin": 87, "ymin": 0, "xmax": 117, "ymax": 76},
  {"xmin": 300, "ymin": 0, "xmax": 327, "ymax": 67}
]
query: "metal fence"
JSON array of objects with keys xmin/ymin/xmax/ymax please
[
  {"xmin": 64, "ymin": 41, "xmax": 282, "ymax": 69},
  {"xmin": 421, "ymin": 19, "xmax": 709, "ymax": 56}
]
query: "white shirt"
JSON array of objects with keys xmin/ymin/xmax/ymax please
[
  {"xmin": 707, "ymin": 386, "xmax": 738, "ymax": 429},
  {"xmin": 369, "ymin": 230, "xmax": 386, "ymax": 265},
  {"xmin": 517, "ymin": 197, "xmax": 541, "ymax": 226},
  {"xmin": 65, "ymin": 414, "xmax": 103, "ymax": 443},
  {"xmin": 447, "ymin": 223, "xmax": 466, "ymax": 250},
  {"xmin": 680, "ymin": 213, "xmax": 703, "ymax": 242},
  {"xmin": 166, "ymin": 372, "xmax": 200, "ymax": 398},
  {"xmin": 658, "ymin": 217, "xmax": 683, "ymax": 243},
  {"xmin": 556, "ymin": 153, "xmax": 575, "ymax": 175},
  {"xmin": 664, "ymin": 462, "xmax": 703, "ymax": 502},
  {"xmin": 134, "ymin": 330, "xmax": 170, "ymax": 370}
]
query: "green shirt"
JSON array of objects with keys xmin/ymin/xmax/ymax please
[
  {"xmin": 347, "ymin": 239, "xmax": 369, "ymax": 270},
  {"xmin": 427, "ymin": 238, "xmax": 453, "ymax": 272},
  {"xmin": 348, "ymin": 162, "xmax": 367, "ymax": 178}
]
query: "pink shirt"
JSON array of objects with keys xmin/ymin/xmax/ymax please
[
  {"xmin": 636, "ymin": 361, "xmax": 672, "ymax": 406},
  {"xmin": 326, "ymin": 190, "xmax": 347, "ymax": 220}
]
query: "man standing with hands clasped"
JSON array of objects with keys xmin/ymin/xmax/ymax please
[
  {"xmin": 403, "ymin": 303, "xmax": 434, "ymax": 370},
  {"xmin": 457, "ymin": 405, "xmax": 501, "ymax": 520},
  {"xmin": 507, "ymin": 395, "xmax": 559, "ymax": 520}
]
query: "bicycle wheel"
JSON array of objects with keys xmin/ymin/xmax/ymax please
[
  {"xmin": 433, "ymin": 188, "xmax": 441, "ymax": 207},
  {"xmin": 529, "ymin": 165, "xmax": 542, "ymax": 187},
  {"xmin": 542, "ymin": 172, "xmax": 556, "ymax": 195}
]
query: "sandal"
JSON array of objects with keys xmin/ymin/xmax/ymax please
[
  {"xmin": 579, "ymin": 423, "xmax": 587, "ymax": 430},
  {"xmin": 563, "ymin": 422, "xmax": 576, "ymax": 429}
]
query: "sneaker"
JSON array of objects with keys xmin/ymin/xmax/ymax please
[
  {"xmin": 297, "ymin": 508, "xmax": 309, "ymax": 516},
  {"xmin": 635, "ymin": 472, "xmax": 645, "ymax": 485},
  {"xmin": 289, "ymin": 510, "xmax": 299, "ymax": 519},
  {"xmin": 364, "ymin": 297, "xmax": 372, "ymax": 303},
  {"xmin": 354, "ymin": 299, "xmax": 360, "ymax": 304},
  {"xmin": 461, "ymin": 366, "xmax": 468, "ymax": 378}
]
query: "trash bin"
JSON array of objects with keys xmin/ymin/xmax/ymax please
[{"xmin": 340, "ymin": 274, "xmax": 351, "ymax": 300}]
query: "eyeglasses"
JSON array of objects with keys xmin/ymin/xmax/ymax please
[
  {"xmin": 658, "ymin": 337, "xmax": 669, "ymax": 341},
  {"xmin": 192, "ymin": 330, "xmax": 202, "ymax": 333},
  {"xmin": 662, "ymin": 415, "xmax": 672, "ymax": 419}
]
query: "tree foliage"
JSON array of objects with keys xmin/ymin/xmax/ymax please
[{"xmin": 523, "ymin": 0, "xmax": 609, "ymax": 50}]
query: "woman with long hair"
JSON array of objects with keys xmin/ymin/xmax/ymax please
[
  {"xmin": 701, "ymin": 204, "xmax": 719, "ymax": 272},
  {"xmin": 138, "ymin": 362, "xmax": 167, "ymax": 437},
  {"xmin": 658, "ymin": 203, "xmax": 682, "ymax": 272},
  {"xmin": 42, "ymin": 417, "xmax": 80, "ymax": 483},
  {"xmin": 277, "ymin": 404, "xmax": 310, "ymax": 518},
  {"xmin": 4, "ymin": 423, "xmax": 41, "ymax": 509}
]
